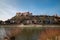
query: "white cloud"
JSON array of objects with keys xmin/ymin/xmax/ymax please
[{"xmin": 0, "ymin": 0, "xmax": 20, "ymax": 21}]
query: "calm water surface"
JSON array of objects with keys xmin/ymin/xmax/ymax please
[{"xmin": 0, "ymin": 25, "xmax": 60, "ymax": 40}]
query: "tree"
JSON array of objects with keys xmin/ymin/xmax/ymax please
[
  {"xmin": 5, "ymin": 20, "xmax": 10, "ymax": 24},
  {"xmin": 0, "ymin": 20, "xmax": 3, "ymax": 24}
]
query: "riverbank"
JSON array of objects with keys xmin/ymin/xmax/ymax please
[{"xmin": 0, "ymin": 24, "xmax": 60, "ymax": 27}]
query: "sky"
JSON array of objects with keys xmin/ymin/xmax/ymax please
[{"xmin": 0, "ymin": 0, "xmax": 60, "ymax": 21}]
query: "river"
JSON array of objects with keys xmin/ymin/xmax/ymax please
[{"xmin": 0, "ymin": 25, "xmax": 60, "ymax": 40}]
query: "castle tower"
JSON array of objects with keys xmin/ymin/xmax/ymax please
[
  {"xmin": 16, "ymin": 12, "xmax": 22, "ymax": 16},
  {"xmin": 22, "ymin": 12, "xmax": 32, "ymax": 16},
  {"xmin": 16, "ymin": 12, "xmax": 32, "ymax": 16}
]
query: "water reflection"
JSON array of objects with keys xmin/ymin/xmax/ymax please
[
  {"xmin": 0, "ymin": 26, "xmax": 60, "ymax": 40},
  {"xmin": 15, "ymin": 28, "xmax": 40, "ymax": 40},
  {"xmin": 0, "ymin": 26, "xmax": 40, "ymax": 40},
  {"xmin": 0, "ymin": 27, "xmax": 6, "ymax": 40}
]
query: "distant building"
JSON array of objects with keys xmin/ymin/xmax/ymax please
[
  {"xmin": 16, "ymin": 12, "xmax": 22, "ymax": 16},
  {"xmin": 16, "ymin": 12, "xmax": 32, "ymax": 16},
  {"xmin": 0, "ymin": 12, "xmax": 60, "ymax": 25},
  {"xmin": 22, "ymin": 12, "xmax": 32, "ymax": 16}
]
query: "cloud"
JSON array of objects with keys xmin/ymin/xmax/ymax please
[
  {"xmin": 0, "ymin": 0, "xmax": 20, "ymax": 21},
  {"xmin": 0, "ymin": 0, "xmax": 60, "ymax": 21}
]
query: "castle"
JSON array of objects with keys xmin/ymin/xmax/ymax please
[
  {"xmin": 0, "ymin": 12, "xmax": 60, "ymax": 40},
  {"xmin": 0, "ymin": 12, "xmax": 60, "ymax": 25}
]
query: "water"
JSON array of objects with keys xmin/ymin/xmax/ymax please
[
  {"xmin": 15, "ymin": 28, "xmax": 40, "ymax": 40},
  {"xmin": 0, "ymin": 25, "xmax": 60, "ymax": 40},
  {"xmin": 0, "ymin": 27, "xmax": 6, "ymax": 40},
  {"xmin": 0, "ymin": 26, "xmax": 41, "ymax": 40}
]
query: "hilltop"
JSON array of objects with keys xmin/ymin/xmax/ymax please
[{"xmin": 0, "ymin": 12, "xmax": 60, "ymax": 25}]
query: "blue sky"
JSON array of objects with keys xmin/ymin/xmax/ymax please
[{"xmin": 0, "ymin": 0, "xmax": 60, "ymax": 21}]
